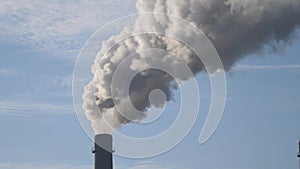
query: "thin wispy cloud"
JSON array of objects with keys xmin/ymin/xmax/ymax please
[
  {"xmin": 0, "ymin": 69, "xmax": 73, "ymax": 97},
  {"xmin": 0, "ymin": 0, "xmax": 136, "ymax": 58},
  {"xmin": 120, "ymin": 161, "xmax": 190, "ymax": 169},
  {"xmin": 0, "ymin": 69, "xmax": 18, "ymax": 76},
  {"xmin": 0, "ymin": 68, "xmax": 74, "ymax": 117},
  {"xmin": 232, "ymin": 64, "xmax": 300, "ymax": 71},
  {"xmin": 0, "ymin": 100, "xmax": 73, "ymax": 116},
  {"xmin": 128, "ymin": 165, "xmax": 178, "ymax": 169},
  {"xmin": 0, "ymin": 162, "xmax": 91, "ymax": 169}
]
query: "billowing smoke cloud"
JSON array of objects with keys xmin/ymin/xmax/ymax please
[{"xmin": 83, "ymin": 0, "xmax": 300, "ymax": 134}]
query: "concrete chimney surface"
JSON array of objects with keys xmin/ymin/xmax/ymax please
[
  {"xmin": 298, "ymin": 141, "xmax": 300, "ymax": 158},
  {"xmin": 94, "ymin": 134, "xmax": 113, "ymax": 169}
]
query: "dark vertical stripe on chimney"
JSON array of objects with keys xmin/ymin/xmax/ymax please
[
  {"xmin": 298, "ymin": 141, "xmax": 300, "ymax": 158},
  {"xmin": 94, "ymin": 134, "xmax": 113, "ymax": 169}
]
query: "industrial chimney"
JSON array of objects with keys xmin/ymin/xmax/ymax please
[
  {"xmin": 93, "ymin": 134, "xmax": 113, "ymax": 169},
  {"xmin": 297, "ymin": 140, "xmax": 300, "ymax": 169},
  {"xmin": 298, "ymin": 140, "xmax": 300, "ymax": 158}
]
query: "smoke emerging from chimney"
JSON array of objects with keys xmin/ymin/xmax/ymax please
[{"xmin": 83, "ymin": 0, "xmax": 300, "ymax": 134}]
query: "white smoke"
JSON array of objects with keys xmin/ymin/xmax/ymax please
[{"xmin": 83, "ymin": 0, "xmax": 300, "ymax": 134}]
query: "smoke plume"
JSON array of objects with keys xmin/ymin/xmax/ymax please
[{"xmin": 83, "ymin": 0, "xmax": 300, "ymax": 134}]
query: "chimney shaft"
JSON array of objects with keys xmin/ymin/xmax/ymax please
[
  {"xmin": 298, "ymin": 141, "xmax": 300, "ymax": 158},
  {"xmin": 93, "ymin": 134, "xmax": 113, "ymax": 169}
]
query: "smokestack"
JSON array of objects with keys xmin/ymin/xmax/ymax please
[
  {"xmin": 93, "ymin": 134, "xmax": 113, "ymax": 169},
  {"xmin": 298, "ymin": 141, "xmax": 300, "ymax": 169},
  {"xmin": 298, "ymin": 140, "xmax": 300, "ymax": 158}
]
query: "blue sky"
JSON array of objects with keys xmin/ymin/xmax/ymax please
[{"xmin": 1, "ymin": 1, "xmax": 300, "ymax": 169}]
